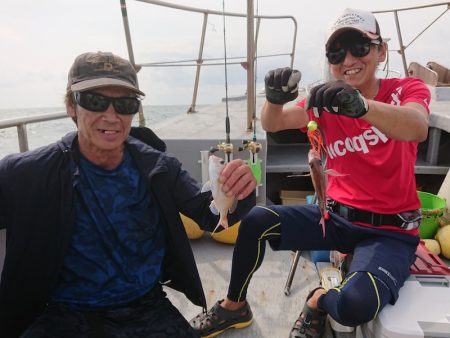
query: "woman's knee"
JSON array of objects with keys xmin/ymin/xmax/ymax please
[
  {"xmin": 238, "ymin": 206, "xmax": 279, "ymax": 239},
  {"xmin": 333, "ymin": 288, "xmax": 377, "ymax": 326},
  {"xmin": 321, "ymin": 272, "xmax": 388, "ymax": 327}
]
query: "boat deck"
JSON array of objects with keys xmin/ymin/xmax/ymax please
[
  {"xmin": 165, "ymin": 234, "xmax": 328, "ymax": 338},
  {"xmin": 166, "ymin": 235, "xmax": 450, "ymax": 338}
]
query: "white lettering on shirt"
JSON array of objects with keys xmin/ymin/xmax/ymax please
[
  {"xmin": 327, "ymin": 126, "xmax": 388, "ymax": 159},
  {"xmin": 391, "ymin": 87, "xmax": 402, "ymax": 106}
]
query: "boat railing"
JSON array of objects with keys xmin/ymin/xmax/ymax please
[
  {"xmin": 373, "ymin": 2, "xmax": 450, "ymax": 76},
  {"xmin": 0, "ymin": 111, "xmax": 68, "ymax": 153},
  {"xmin": 1, "ymin": 2, "xmax": 449, "ymax": 155},
  {"xmin": 120, "ymin": 0, "xmax": 298, "ymax": 129}
]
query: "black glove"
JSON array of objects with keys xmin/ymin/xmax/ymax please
[
  {"xmin": 305, "ymin": 80, "xmax": 368, "ymax": 118},
  {"xmin": 264, "ymin": 67, "xmax": 302, "ymax": 105}
]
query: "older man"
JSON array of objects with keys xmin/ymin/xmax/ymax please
[{"xmin": 0, "ymin": 51, "xmax": 256, "ymax": 338}]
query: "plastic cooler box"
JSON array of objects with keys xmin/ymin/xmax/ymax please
[{"xmin": 364, "ymin": 242, "xmax": 450, "ymax": 337}]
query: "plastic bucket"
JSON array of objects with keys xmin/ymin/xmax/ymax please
[
  {"xmin": 417, "ymin": 191, "xmax": 446, "ymax": 239},
  {"xmin": 180, "ymin": 213, "xmax": 204, "ymax": 239},
  {"xmin": 211, "ymin": 221, "xmax": 240, "ymax": 244}
]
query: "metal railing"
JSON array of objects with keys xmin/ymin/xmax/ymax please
[
  {"xmin": 120, "ymin": 0, "xmax": 298, "ymax": 129},
  {"xmin": 0, "ymin": 111, "xmax": 68, "ymax": 153},
  {"xmin": 373, "ymin": 2, "xmax": 450, "ymax": 76}
]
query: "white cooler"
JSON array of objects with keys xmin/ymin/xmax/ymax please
[
  {"xmin": 362, "ymin": 274, "xmax": 450, "ymax": 337},
  {"xmin": 360, "ymin": 241, "xmax": 450, "ymax": 338}
]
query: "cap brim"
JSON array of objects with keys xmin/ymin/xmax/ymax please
[
  {"xmin": 326, "ymin": 27, "xmax": 380, "ymax": 50},
  {"xmin": 71, "ymin": 78, "xmax": 145, "ymax": 96}
]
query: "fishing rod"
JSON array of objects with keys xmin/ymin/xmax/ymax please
[
  {"xmin": 212, "ymin": 0, "xmax": 234, "ymax": 163},
  {"xmin": 214, "ymin": 0, "xmax": 263, "ymax": 190}
]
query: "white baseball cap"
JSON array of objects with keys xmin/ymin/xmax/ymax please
[{"xmin": 326, "ymin": 8, "xmax": 381, "ymax": 50}]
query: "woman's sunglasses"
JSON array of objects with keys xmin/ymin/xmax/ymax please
[
  {"xmin": 326, "ymin": 40, "xmax": 380, "ymax": 65},
  {"xmin": 73, "ymin": 91, "xmax": 140, "ymax": 115}
]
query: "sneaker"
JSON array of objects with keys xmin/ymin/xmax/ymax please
[{"xmin": 189, "ymin": 299, "xmax": 253, "ymax": 337}]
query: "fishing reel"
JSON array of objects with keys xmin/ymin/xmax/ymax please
[
  {"xmin": 239, "ymin": 140, "xmax": 261, "ymax": 162},
  {"xmin": 210, "ymin": 142, "xmax": 234, "ymax": 163},
  {"xmin": 239, "ymin": 139, "xmax": 262, "ymax": 187}
]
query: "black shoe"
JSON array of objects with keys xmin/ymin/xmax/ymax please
[{"xmin": 189, "ymin": 299, "xmax": 253, "ymax": 338}]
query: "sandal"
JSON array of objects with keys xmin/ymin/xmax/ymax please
[
  {"xmin": 289, "ymin": 287, "xmax": 327, "ymax": 338},
  {"xmin": 189, "ymin": 299, "xmax": 253, "ymax": 338}
]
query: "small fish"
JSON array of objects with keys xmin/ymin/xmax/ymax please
[
  {"xmin": 308, "ymin": 149, "xmax": 328, "ymax": 237},
  {"xmin": 308, "ymin": 149, "xmax": 347, "ymax": 237},
  {"xmin": 202, "ymin": 154, "xmax": 238, "ymax": 233}
]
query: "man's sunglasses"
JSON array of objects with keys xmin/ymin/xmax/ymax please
[
  {"xmin": 326, "ymin": 40, "xmax": 381, "ymax": 65},
  {"xmin": 73, "ymin": 91, "xmax": 140, "ymax": 115}
]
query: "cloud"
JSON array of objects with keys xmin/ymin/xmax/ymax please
[{"xmin": 0, "ymin": 0, "xmax": 449, "ymax": 109}]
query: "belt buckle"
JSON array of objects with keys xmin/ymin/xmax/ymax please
[{"xmin": 396, "ymin": 210, "xmax": 422, "ymax": 230}]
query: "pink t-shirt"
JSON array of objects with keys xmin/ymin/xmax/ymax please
[{"xmin": 297, "ymin": 77, "xmax": 430, "ymax": 233}]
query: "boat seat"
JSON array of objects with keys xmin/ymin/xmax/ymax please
[
  {"xmin": 426, "ymin": 61, "xmax": 450, "ymax": 86},
  {"xmin": 129, "ymin": 126, "xmax": 167, "ymax": 152},
  {"xmin": 408, "ymin": 61, "xmax": 438, "ymax": 86}
]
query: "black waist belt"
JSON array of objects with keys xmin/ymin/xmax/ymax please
[{"xmin": 331, "ymin": 202, "xmax": 405, "ymax": 227}]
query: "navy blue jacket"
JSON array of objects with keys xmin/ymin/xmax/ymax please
[{"xmin": 0, "ymin": 131, "xmax": 255, "ymax": 337}]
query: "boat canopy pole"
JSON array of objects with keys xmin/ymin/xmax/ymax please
[
  {"xmin": 188, "ymin": 13, "xmax": 208, "ymax": 114},
  {"xmin": 240, "ymin": 0, "xmax": 262, "ymax": 192},
  {"xmin": 120, "ymin": 0, "xmax": 145, "ymax": 126}
]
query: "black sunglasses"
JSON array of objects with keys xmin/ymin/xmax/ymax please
[
  {"xmin": 326, "ymin": 40, "xmax": 380, "ymax": 65},
  {"xmin": 73, "ymin": 91, "xmax": 140, "ymax": 115}
]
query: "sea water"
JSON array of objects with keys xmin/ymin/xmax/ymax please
[{"xmin": 0, "ymin": 105, "xmax": 191, "ymax": 158}]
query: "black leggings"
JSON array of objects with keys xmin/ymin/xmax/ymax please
[
  {"xmin": 227, "ymin": 206, "xmax": 282, "ymax": 302},
  {"xmin": 226, "ymin": 206, "xmax": 392, "ymax": 327}
]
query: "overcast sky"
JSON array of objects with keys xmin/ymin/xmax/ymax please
[{"xmin": 1, "ymin": 0, "xmax": 449, "ymax": 109}]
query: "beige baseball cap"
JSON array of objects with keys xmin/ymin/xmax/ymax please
[{"xmin": 67, "ymin": 51, "xmax": 145, "ymax": 96}]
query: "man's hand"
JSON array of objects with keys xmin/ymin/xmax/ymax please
[
  {"xmin": 265, "ymin": 67, "xmax": 302, "ymax": 105},
  {"xmin": 305, "ymin": 80, "xmax": 368, "ymax": 118},
  {"xmin": 219, "ymin": 159, "xmax": 256, "ymax": 200}
]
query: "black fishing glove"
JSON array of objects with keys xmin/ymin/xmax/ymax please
[
  {"xmin": 264, "ymin": 67, "xmax": 302, "ymax": 105},
  {"xmin": 305, "ymin": 80, "xmax": 369, "ymax": 118}
]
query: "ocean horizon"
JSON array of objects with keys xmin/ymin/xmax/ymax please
[{"xmin": 0, "ymin": 105, "xmax": 195, "ymax": 158}]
